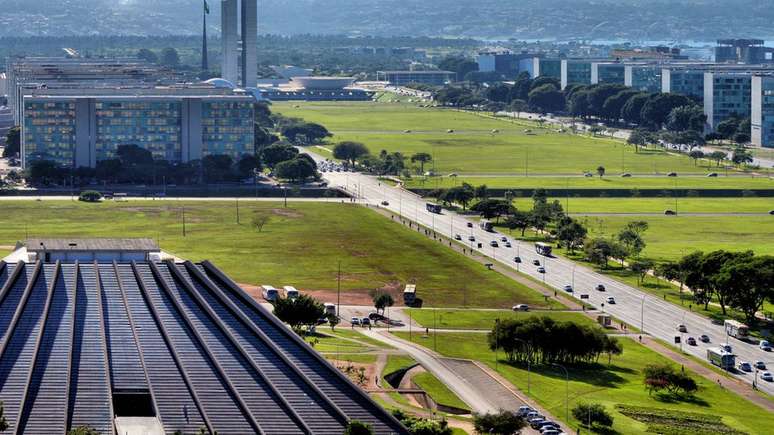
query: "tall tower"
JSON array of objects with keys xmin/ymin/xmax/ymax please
[
  {"xmin": 201, "ymin": 0, "xmax": 209, "ymax": 71},
  {"xmin": 220, "ymin": 0, "xmax": 239, "ymax": 84},
  {"xmin": 240, "ymin": 0, "xmax": 258, "ymax": 88}
]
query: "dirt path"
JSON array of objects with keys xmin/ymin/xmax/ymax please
[{"xmin": 639, "ymin": 336, "xmax": 774, "ymax": 412}]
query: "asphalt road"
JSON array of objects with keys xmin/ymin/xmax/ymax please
[{"xmin": 309, "ymin": 152, "xmax": 774, "ymax": 397}]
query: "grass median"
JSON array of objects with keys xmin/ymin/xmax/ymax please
[{"xmin": 405, "ymin": 308, "xmax": 597, "ymax": 330}]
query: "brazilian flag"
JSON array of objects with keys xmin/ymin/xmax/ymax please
[{"xmin": 204, "ymin": 0, "xmax": 210, "ymax": 14}]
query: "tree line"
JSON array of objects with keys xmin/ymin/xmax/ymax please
[{"xmin": 488, "ymin": 316, "xmax": 623, "ymax": 365}]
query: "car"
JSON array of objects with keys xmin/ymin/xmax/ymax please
[
  {"xmin": 505, "ymin": 241, "xmax": 512, "ymax": 248},
  {"xmin": 381, "ymin": 201, "xmax": 389, "ymax": 206},
  {"xmin": 596, "ymin": 284, "xmax": 606, "ymax": 291},
  {"xmin": 529, "ymin": 419, "xmax": 546, "ymax": 429},
  {"xmin": 513, "ymin": 256, "xmax": 522, "ymax": 263},
  {"xmin": 755, "ymin": 361, "xmax": 767, "ymax": 370},
  {"xmin": 621, "ymin": 173, "xmax": 632, "ymax": 177},
  {"xmin": 501, "ymin": 236, "xmax": 508, "ymax": 242},
  {"xmin": 700, "ymin": 334, "xmax": 710, "ymax": 343},
  {"xmin": 468, "ymin": 235, "xmax": 476, "ymax": 242},
  {"xmin": 739, "ymin": 361, "xmax": 753, "ymax": 372},
  {"xmin": 533, "ymin": 259, "xmax": 541, "ymax": 266},
  {"xmin": 580, "ymin": 294, "xmax": 590, "ymax": 300},
  {"xmin": 664, "ymin": 209, "xmax": 677, "ymax": 215},
  {"xmin": 583, "ymin": 172, "xmax": 593, "ymax": 177},
  {"xmin": 537, "ymin": 266, "xmax": 546, "ymax": 273},
  {"xmin": 687, "ymin": 337, "xmax": 697, "ymax": 346},
  {"xmin": 707, "ymin": 172, "xmax": 718, "ymax": 177},
  {"xmin": 606, "ymin": 296, "xmax": 616, "ymax": 304},
  {"xmin": 540, "ymin": 431, "xmax": 560, "ymax": 435},
  {"xmin": 350, "ymin": 317, "xmax": 361, "ymax": 326},
  {"xmin": 721, "ymin": 344, "xmax": 733, "ymax": 353},
  {"xmin": 563, "ymin": 285, "xmax": 574, "ymax": 292},
  {"xmin": 525, "ymin": 411, "xmax": 542, "ymax": 419},
  {"xmin": 537, "ymin": 422, "xmax": 560, "ymax": 431},
  {"xmin": 761, "ymin": 372, "xmax": 773, "ymax": 382},
  {"xmin": 517, "ymin": 405, "xmax": 534, "ymax": 417},
  {"xmin": 770, "ymin": 210, "xmax": 774, "ymax": 215},
  {"xmin": 760, "ymin": 340, "xmax": 772, "ymax": 351},
  {"xmin": 513, "ymin": 304, "xmax": 529, "ymax": 312},
  {"xmin": 677, "ymin": 324, "xmax": 687, "ymax": 332},
  {"xmin": 467, "ymin": 222, "xmax": 473, "ymax": 228},
  {"xmin": 361, "ymin": 318, "xmax": 371, "ymax": 327},
  {"xmin": 490, "ymin": 241, "xmax": 499, "ymax": 247},
  {"xmin": 667, "ymin": 172, "xmax": 678, "ymax": 177},
  {"xmin": 454, "ymin": 234, "xmax": 462, "ymax": 240}
]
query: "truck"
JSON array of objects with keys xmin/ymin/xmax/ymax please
[
  {"xmin": 403, "ymin": 284, "xmax": 417, "ymax": 306},
  {"xmin": 724, "ymin": 319, "xmax": 749, "ymax": 340},
  {"xmin": 479, "ymin": 220, "xmax": 494, "ymax": 232},
  {"xmin": 535, "ymin": 242, "xmax": 553, "ymax": 256},
  {"xmin": 261, "ymin": 285, "xmax": 279, "ymax": 302},
  {"xmin": 707, "ymin": 347, "xmax": 736, "ymax": 370},
  {"xmin": 426, "ymin": 203, "xmax": 442, "ymax": 214}
]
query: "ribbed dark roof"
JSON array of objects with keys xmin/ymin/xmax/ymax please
[
  {"xmin": 25, "ymin": 238, "xmax": 159, "ymax": 252},
  {"xmin": 0, "ymin": 260, "xmax": 405, "ymax": 435}
]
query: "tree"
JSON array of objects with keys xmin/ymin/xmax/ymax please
[
  {"xmin": 731, "ymin": 147, "xmax": 753, "ymax": 166},
  {"xmin": 602, "ymin": 89, "xmax": 640, "ymax": 122},
  {"xmin": 568, "ymin": 89, "xmax": 592, "ymax": 119},
  {"xmin": 621, "ymin": 93, "xmax": 651, "ymax": 125},
  {"xmin": 281, "ymin": 122, "xmax": 331, "ymax": 145},
  {"xmin": 472, "ymin": 411, "xmax": 525, "ymax": 435},
  {"xmin": 373, "ymin": 293, "xmax": 394, "ymax": 315},
  {"xmin": 437, "ymin": 56, "xmax": 478, "ymax": 81},
  {"xmin": 556, "ymin": 218, "xmax": 587, "ymax": 253},
  {"xmin": 78, "ymin": 190, "xmax": 102, "ymax": 203},
  {"xmin": 261, "ymin": 143, "xmax": 299, "ymax": 168},
  {"xmin": 27, "ymin": 159, "xmax": 66, "ymax": 185},
  {"xmin": 584, "ymin": 238, "xmax": 616, "ymax": 268},
  {"xmin": 272, "ymin": 294, "xmax": 324, "ymax": 333},
  {"xmin": 274, "ymin": 157, "xmax": 317, "ymax": 182},
  {"xmin": 572, "ymin": 403, "xmax": 613, "ymax": 428},
  {"xmin": 708, "ymin": 150, "xmax": 728, "ymax": 167},
  {"xmin": 666, "ymin": 105, "xmax": 706, "ymax": 132},
  {"xmin": 410, "ymin": 152, "xmax": 433, "ymax": 174},
  {"xmin": 333, "ymin": 141, "xmax": 369, "ymax": 167},
  {"xmin": 3, "ymin": 126, "xmax": 20, "ymax": 158},
  {"xmin": 509, "ymin": 99, "xmax": 527, "ymax": 116},
  {"xmin": 327, "ymin": 312, "xmax": 340, "ymax": 331},
  {"xmin": 504, "ymin": 211, "xmax": 532, "ymax": 237},
  {"xmin": 68, "ymin": 427, "xmax": 100, "ymax": 435},
  {"xmin": 392, "ymin": 410, "xmax": 453, "ymax": 435},
  {"xmin": 617, "ymin": 221, "xmax": 648, "ymax": 258},
  {"xmin": 700, "ymin": 250, "xmax": 753, "ymax": 313},
  {"xmin": 587, "ymin": 84, "xmax": 628, "ymax": 119},
  {"xmin": 202, "ymin": 154, "xmax": 235, "ymax": 183},
  {"xmin": 160, "ymin": 47, "xmax": 180, "ymax": 67},
  {"xmin": 716, "ymin": 117, "xmax": 741, "ymax": 139},
  {"xmin": 527, "ymin": 84, "xmax": 565, "ymax": 114},
  {"xmin": 343, "ymin": 420, "xmax": 374, "ymax": 435},
  {"xmin": 627, "ymin": 129, "xmax": 651, "ymax": 153},
  {"xmin": 474, "ymin": 184, "xmax": 489, "ymax": 200},
  {"xmin": 251, "ymin": 213, "xmax": 271, "ymax": 232},
  {"xmin": 596, "ymin": 165, "xmax": 605, "ymax": 178},
  {"xmin": 137, "ymin": 48, "xmax": 159, "ymax": 64},
  {"xmin": 640, "ymin": 93, "xmax": 693, "ymax": 129},
  {"xmin": 630, "ymin": 259, "xmax": 655, "ymax": 285},
  {"xmin": 688, "ymin": 150, "xmax": 705, "ymax": 165},
  {"xmin": 643, "ymin": 364, "xmax": 697, "ymax": 396},
  {"xmin": 721, "ymin": 255, "xmax": 774, "ymax": 324}
]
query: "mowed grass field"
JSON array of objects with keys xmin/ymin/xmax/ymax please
[
  {"xmin": 405, "ymin": 308, "xmax": 598, "ymax": 330},
  {"xmin": 512, "ymin": 197, "xmax": 774, "ymax": 214},
  {"xmin": 0, "ymin": 200, "xmax": 549, "ymax": 308},
  {"xmin": 273, "ymin": 101, "xmax": 714, "ymax": 175},
  {"xmin": 393, "ymin": 332, "xmax": 774, "ymax": 435}
]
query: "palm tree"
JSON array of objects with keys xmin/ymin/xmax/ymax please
[{"xmin": 410, "ymin": 152, "xmax": 432, "ymax": 174}]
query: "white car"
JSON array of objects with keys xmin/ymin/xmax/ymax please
[
  {"xmin": 350, "ymin": 317, "xmax": 361, "ymax": 326},
  {"xmin": 513, "ymin": 304, "xmax": 529, "ymax": 312},
  {"xmin": 537, "ymin": 266, "xmax": 546, "ymax": 274},
  {"xmin": 760, "ymin": 340, "xmax": 772, "ymax": 351},
  {"xmin": 761, "ymin": 372, "xmax": 773, "ymax": 382},
  {"xmin": 606, "ymin": 296, "xmax": 616, "ymax": 304}
]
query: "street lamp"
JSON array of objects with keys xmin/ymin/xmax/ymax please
[{"xmin": 551, "ymin": 362, "xmax": 570, "ymax": 424}]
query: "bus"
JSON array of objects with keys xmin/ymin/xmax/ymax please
[
  {"xmin": 426, "ymin": 203, "xmax": 442, "ymax": 214},
  {"xmin": 535, "ymin": 242, "xmax": 552, "ymax": 256},
  {"xmin": 724, "ymin": 319, "xmax": 749, "ymax": 340},
  {"xmin": 707, "ymin": 347, "xmax": 735, "ymax": 370},
  {"xmin": 403, "ymin": 284, "xmax": 417, "ymax": 306},
  {"xmin": 479, "ymin": 220, "xmax": 494, "ymax": 232}
]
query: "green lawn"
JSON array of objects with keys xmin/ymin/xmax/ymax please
[
  {"xmin": 405, "ymin": 308, "xmax": 597, "ymax": 330},
  {"xmin": 0, "ymin": 200, "xmax": 551, "ymax": 309},
  {"xmin": 513, "ymin": 197, "xmax": 774, "ymax": 214},
  {"xmin": 412, "ymin": 371, "xmax": 471, "ymax": 412},
  {"xmin": 324, "ymin": 353, "xmax": 378, "ymax": 364},
  {"xmin": 404, "ymin": 175, "xmax": 774, "ymax": 190},
  {"xmin": 392, "ymin": 332, "xmax": 773, "ymax": 434},
  {"xmin": 383, "ymin": 354, "xmax": 418, "ymax": 377},
  {"xmin": 273, "ymin": 101, "xmax": 715, "ymax": 175}
]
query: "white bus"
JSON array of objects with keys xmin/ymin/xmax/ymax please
[
  {"xmin": 479, "ymin": 220, "xmax": 494, "ymax": 232},
  {"xmin": 724, "ymin": 319, "xmax": 749, "ymax": 340},
  {"xmin": 707, "ymin": 347, "xmax": 735, "ymax": 370},
  {"xmin": 261, "ymin": 285, "xmax": 279, "ymax": 302},
  {"xmin": 535, "ymin": 242, "xmax": 553, "ymax": 256},
  {"xmin": 324, "ymin": 303, "xmax": 337, "ymax": 317},
  {"xmin": 283, "ymin": 286, "xmax": 300, "ymax": 300}
]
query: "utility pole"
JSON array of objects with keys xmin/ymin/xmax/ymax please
[
  {"xmin": 337, "ymin": 260, "xmax": 341, "ymax": 320},
  {"xmin": 236, "ymin": 197, "xmax": 240, "ymax": 224},
  {"xmin": 182, "ymin": 205, "xmax": 187, "ymax": 237}
]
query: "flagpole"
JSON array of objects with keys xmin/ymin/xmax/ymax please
[{"xmin": 201, "ymin": 1, "xmax": 209, "ymax": 71}]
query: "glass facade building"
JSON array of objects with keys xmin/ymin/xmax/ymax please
[
  {"xmin": 662, "ymin": 68, "xmax": 706, "ymax": 101},
  {"xmin": 751, "ymin": 75, "xmax": 774, "ymax": 148},
  {"xmin": 561, "ymin": 60, "xmax": 593, "ymax": 89},
  {"xmin": 593, "ymin": 63, "xmax": 626, "ymax": 85},
  {"xmin": 22, "ymin": 91, "xmax": 254, "ymax": 169},
  {"xmin": 703, "ymin": 73, "xmax": 752, "ymax": 131},
  {"xmin": 626, "ymin": 65, "xmax": 663, "ymax": 93}
]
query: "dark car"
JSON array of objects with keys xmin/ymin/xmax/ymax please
[
  {"xmin": 596, "ymin": 284, "xmax": 606, "ymax": 291},
  {"xmin": 621, "ymin": 173, "xmax": 632, "ymax": 177},
  {"xmin": 533, "ymin": 259, "xmax": 541, "ymax": 266},
  {"xmin": 513, "ymin": 256, "xmax": 522, "ymax": 263},
  {"xmin": 664, "ymin": 209, "xmax": 677, "ymax": 215},
  {"xmin": 467, "ymin": 222, "xmax": 473, "ymax": 228},
  {"xmin": 667, "ymin": 172, "xmax": 678, "ymax": 177},
  {"xmin": 687, "ymin": 337, "xmax": 697, "ymax": 346},
  {"xmin": 707, "ymin": 172, "xmax": 718, "ymax": 177}
]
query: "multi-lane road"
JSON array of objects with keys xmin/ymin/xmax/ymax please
[{"xmin": 310, "ymin": 154, "xmax": 774, "ymax": 397}]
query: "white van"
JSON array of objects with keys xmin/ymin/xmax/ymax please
[
  {"xmin": 283, "ymin": 286, "xmax": 300, "ymax": 300},
  {"xmin": 324, "ymin": 303, "xmax": 337, "ymax": 317},
  {"xmin": 261, "ymin": 285, "xmax": 279, "ymax": 302}
]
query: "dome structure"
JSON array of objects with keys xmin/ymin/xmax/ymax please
[{"xmin": 203, "ymin": 77, "xmax": 237, "ymax": 89}]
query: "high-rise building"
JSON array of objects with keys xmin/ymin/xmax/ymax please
[
  {"xmin": 703, "ymin": 72, "xmax": 752, "ymax": 132},
  {"xmin": 241, "ymin": 0, "xmax": 258, "ymax": 88},
  {"xmin": 220, "ymin": 0, "xmax": 239, "ymax": 85},
  {"xmin": 751, "ymin": 75, "xmax": 774, "ymax": 148}
]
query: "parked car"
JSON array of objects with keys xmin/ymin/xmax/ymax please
[
  {"xmin": 381, "ymin": 201, "xmax": 389, "ymax": 206},
  {"xmin": 361, "ymin": 318, "xmax": 371, "ymax": 327},
  {"xmin": 760, "ymin": 340, "xmax": 772, "ymax": 351},
  {"xmin": 761, "ymin": 372, "xmax": 773, "ymax": 382},
  {"xmin": 563, "ymin": 285, "xmax": 573, "ymax": 293},
  {"xmin": 468, "ymin": 235, "xmax": 476, "ymax": 242},
  {"xmin": 755, "ymin": 361, "xmax": 766, "ymax": 370},
  {"xmin": 513, "ymin": 304, "xmax": 529, "ymax": 312},
  {"xmin": 739, "ymin": 361, "xmax": 752, "ymax": 372},
  {"xmin": 677, "ymin": 324, "xmax": 687, "ymax": 332},
  {"xmin": 351, "ymin": 317, "xmax": 361, "ymax": 326},
  {"xmin": 700, "ymin": 334, "xmax": 710, "ymax": 343},
  {"xmin": 667, "ymin": 172, "xmax": 678, "ymax": 177},
  {"xmin": 517, "ymin": 406, "xmax": 534, "ymax": 417},
  {"xmin": 596, "ymin": 284, "xmax": 606, "ymax": 291},
  {"xmin": 687, "ymin": 337, "xmax": 697, "ymax": 346},
  {"xmin": 721, "ymin": 344, "xmax": 733, "ymax": 353},
  {"xmin": 621, "ymin": 173, "xmax": 632, "ymax": 177},
  {"xmin": 500, "ymin": 236, "xmax": 508, "ymax": 242}
]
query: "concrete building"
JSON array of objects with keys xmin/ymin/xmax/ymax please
[
  {"xmin": 561, "ymin": 59, "xmax": 594, "ymax": 89},
  {"xmin": 625, "ymin": 64, "xmax": 663, "ymax": 92},
  {"xmin": 715, "ymin": 39, "xmax": 774, "ymax": 64},
  {"xmin": 220, "ymin": 0, "xmax": 239, "ymax": 85},
  {"xmin": 21, "ymin": 86, "xmax": 254, "ymax": 169},
  {"xmin": 662, "ymin": 67, "xmax": 707, "ymax": 100},
  {"xmin": 703, "ymin": 72, "xmax": 752, "ymax": 131},
  {"xmin": 25, "ymin": 238, "xmax": 160, "ymax": 262},
  {"xmin": 0, "ymin": 106, "xmax": 12, "ymax": 147},
  {"xmin": 0, "ymin": 241, "xmax": 406, "ymax": 434},
  {"xmin": 751, "ymin": 75, "xmax": 774, "ymax": 148},
  {"xmin": 377, "ymin": 70, "xmax": 455, "ymax": 86},
  {"xmin": 257, "ymin": 77, "xmax": 374, "ymax": 101},
  {"xmin": 476, "ymin": 50, "xmax": 524, "ymax": 78},
  {"xmin": 241, "ymin": 0, "xmax": 258, "ymax": 88},
  {"xmin": 591, "ymin": 62, "xmax": 626, "ymax": 85}
]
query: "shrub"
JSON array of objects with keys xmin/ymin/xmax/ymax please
[
  {"xmin": 572, "ymin": 402, "xmax": 613, "ymax": 428},
  {"xmin": 473, "ymin": 411, "xmax": 525, "ymax": 435},
  {"xmin": 78, "ymin": 190, "xmax": 102, "ymax": 202},
  {"xmin": 343, "ymin": 420, "xmax": 374, "ymax": 435}
]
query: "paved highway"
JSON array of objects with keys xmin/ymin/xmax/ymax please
[{"xmin": 310, "ymin": 154, "xmax": 774, "ymax": 397}]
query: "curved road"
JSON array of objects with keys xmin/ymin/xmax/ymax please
[{"xmin": 310, "ymin": 152, "xmax": 774, "ymax": 397}]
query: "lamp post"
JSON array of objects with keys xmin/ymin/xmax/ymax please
[{"xmin": 551, "ymin": 362, "xmax": 570, "ymax": 424}]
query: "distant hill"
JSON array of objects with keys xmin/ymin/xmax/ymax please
[{"xmin": 1, "ymin": 0, "xmax": 773, "ymax": 41}]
